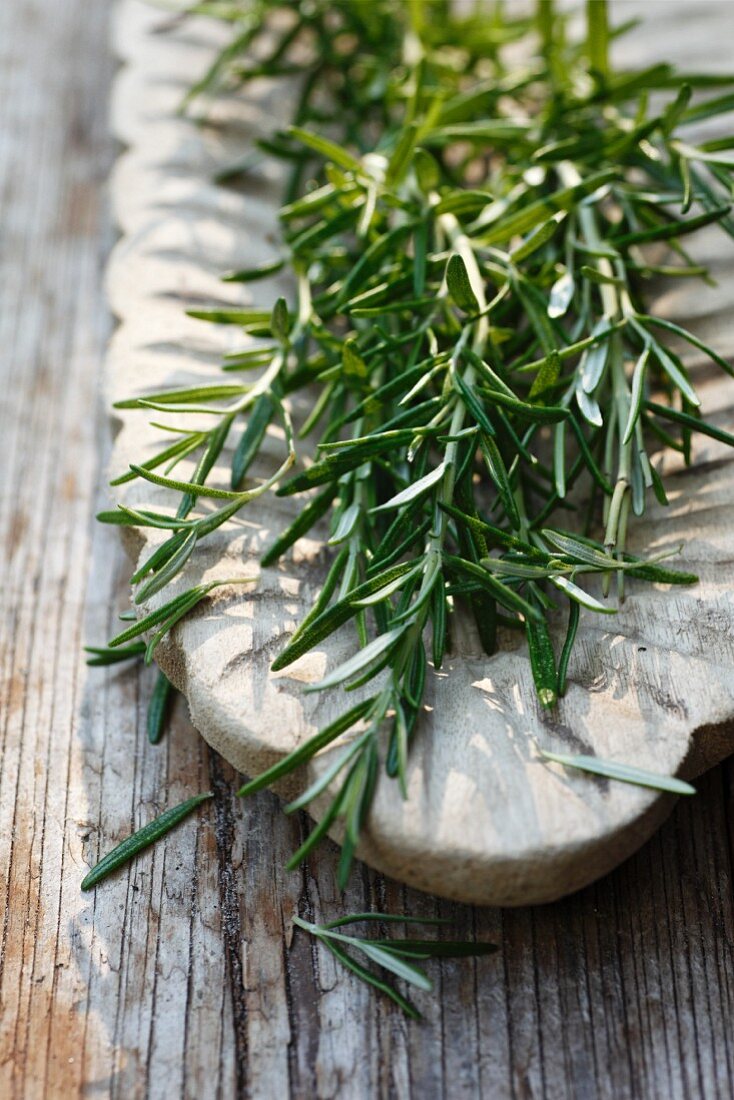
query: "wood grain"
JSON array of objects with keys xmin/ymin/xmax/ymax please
[
  {"xmin": 106, "ymin": 0, "xmax": 734, "ymax": 906},
  {"xmin": 1, "ymin": 1, "xmax": 734, "ymax": 1098}
]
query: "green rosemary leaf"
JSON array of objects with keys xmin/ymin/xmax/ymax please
[
  {"xmin": 271, "ymin": 297, "xmax": 290, "ymax": 343},
  {"xmin": 548, "ymin": 271, "xmax": 575, "ymax": 318},
  {"xmin": 579, "ymin": 264, "xmax": 625, "ymax": 288},
  {"xmin": 345, "ymin": 939, "xmax": 433, "ymax": 991},
  {"xmin": 304, "ymin": 627, "xmax": 406, "ymax": 692},
  {"xmin": 644, "ymin": 401, "xmax": 734, "ymax": 448},
  {"xmin": 413, "ymin": 146, "xmax": 441, "ymax": 192},
  {"xmin": 114, "ymin": 384, "xmax": 245, "ymax": 410},
  {"xmin": 568, "ymin": 419, "xmax": 613, "ymax": 495},
  {"xmin": 313, "ymin": 935, "xmax": 421, "ymax": 1020},
  {"xmin": 222, "ymin": 348, "xmax": 275, "ymax": 371},
  {"xmin": 481, "ymin": 169, "xmax": 617, "ymax": 246},
  {"xmin": 479, "ymin": 436, "xmax": 521, "ymax": 528},
  {"xmin": 98, "ymin": 506, "xmax": 194, "ymax": 531},
  {"xmin": 553, "ymin": 421, "xmax": 566, "ymax": 498},
  {"xmin": 324, "ymin": 913, "xmax": 450, "ymax": 929},
  {"xmin": 350, "ymin": 296, "xmax": 437, "ymax": 319},
  {"xmin": 612, "ymin": 205, "xmax": 731, "ymax": 248},
  {"xmin": 622, "ymin": 346, "xmax": 651, "ymax": 445},
  {"xmin": 635, "ymin": 314, "xmax": 734, "ymax": 379},
  {"xmin": 134, "ymin": 529, "xmax": 198, "ymax": 605},
  {"xmin": 271, "ymin": 561, "xmax": 418, "ymax": 670},
  {"xmin": 580, "ymin": 321, "xmax": 611, "ymax": 394},
  {"xmin": 661, "ymin": 82, "xmax": 692, "ymax": 137},
  {"xmin": 352, "ymin": 566, "xmax": 421, "ymax": 607},
  {"xmin": 446, "ymin": 254, "xmax": 480, "ymax": 314},
  {"xmin": 178, "ymin": 418, "xmax": 233, "ymax": 518},
  {"xmin": 557, "ymin": 601, "xmax": 580, "ymax": 696},
  {"xmin": 454, "ymin": 372, "xmax": 496, "ymax": 436},
  {"xmin": 222, "ymin": 258, "xmax": 284, "ymax": 282},
  {"xmin": 541, "ymin": 529, "xmax": 615, "ymax": 568},
  {"xmin": 425, "ymin": 120, "xmax": 531, "ymax": 146},
  {"xmin": 386, "ymin": 120, "xmax": 419, "ymax": 187},
  {"xmin": 510, "ymin": 214, "xmax": 562, "ymax": 264},
  {"xmin": 185, "ymin": 308, "xmax": 272, "ymax": 326},
  {"xmin": 288, "ymin": 125, "xmax": 363, "ymax": 173},
  {"xmin": 143, "ymin": 591, "xmax": 216, "ymax": 665},
  {"xmin": 129, "ymin": 465, "xmax": 248, "ymax": 500},
  {"xmin": 446, "ymin": 555, "xmax": 543, "ymax": 621},
  {"xmin": 680, "ymin": 90, "xmax": 734, "ymax": 126},
  {"xmin": 517, "ymin": 321, "xmax": 622, "ymax": 375},
  {"xmin": 236, "ymin": 697, "xmax": 376, "ymax": 799},
  {"xmin": 109, "ymin": 579, "xmax": 252, "ymax": 651},
  {"xmin": 342, "ymin": 338, "xmax": 368, "ymax": 380},
  {"xmin": 329, "ymin": 503, "xmax": 361, "ymax": 546},
  {"xmin": 576, "ymin": 385, "xmax": 603, "ymax": 429},
  {"xmin": 525, "ymin": 616, "xmax": 557, "ymax": 708},
  {"xmin": 147, "ymin": 669, "xmax": 174, "ymax": 745},
  {"xmin": 492, "ymin": 388, "xmax": 569, "ymax": 423},
  {"xmin": 646, "ymin": 340, "xmax": 700, "ymax": 408},
  {"xmin": 528, "ymin": 349, "xmax": 561, "ymax": 400},
  {"xmin": 480, "ymin": 558, "xmax": 560, "ymax": 580},
  {"xmin": 84, "ymin": 642, "xmax": 146, "ymax": 666},
  {"xmin": 231, "ymin": 393, "xmax": 275, "ymax": 489},
  {"xmin": 440, "ymin": 503, "xmax": 536, "ymax": 554},
  {"xmin": 285, "ymin": 780, "xmax": 351, "ymax": 865},
  {"xmin": 586, "ymin": 0, "xmax": 609, "ymax": 77},
  {"xmin": 81, "ymin": 792, "xmax": 212, "ymax": 890},
  {"xmin": 109, "ymin": 434, "xmax": 205, "ymax": 486},
  {"xmin": 539, "ymin": 749, "xmax": 695, "ymax": 795},
  {"xmin": 287, "ymin": 547, "xmax": 350, "ymax": 650},
  {"xmin": 623, "ymin": 561, "xmax": 698, "ymax": 585},
  {"xmin": 277, "ymin": 430, "xmax": 422, "ymax": 495},
  {"xmin": 108, "ymin": 588, "xmax": 207, "ymax": 647},
  {"xmin": 434, "ymin": 190, "xmax": 494, "ymax": 216},
  {"xmin": 372, "ymin": 463, "xmax": 447, "ymax": 512},
  {"xmin": 551, "ymin": 575, "xmax": 616, "ymax": 614}
]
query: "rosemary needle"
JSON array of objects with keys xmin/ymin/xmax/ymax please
[
  {"xmin": 81, "ymin": 793, "xmax": 213, "ymax": 890},
  {"xmin": 147, "ymin": 669, "xmax": 175, "ymax": 745},
  {"xmin": 293, "ymin": 914, "xmax": 497, "ymax": 1019}
]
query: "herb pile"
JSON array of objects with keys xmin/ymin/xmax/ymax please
[{"xmin": 86, "ymin": 0, "xmax": 734, "ymax": 1007}]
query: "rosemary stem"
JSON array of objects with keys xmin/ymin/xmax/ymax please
[
  {"xmin": 390, "ymin": 210, "xmax": 490, "ymax": 679},
  {"xmin": 558, "ymin": 161, "xmax": 634, "ymax": 592}
]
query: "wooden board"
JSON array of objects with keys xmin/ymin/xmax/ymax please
[
  {"xmin": 106, "ymin": 0, "xmax": 734, "ymax": 906},
  {"xmin": 2, "ymin": 1, "xmax": 734, "ymax": 1096}
]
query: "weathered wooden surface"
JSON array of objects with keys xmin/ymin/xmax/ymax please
[
  {"xmin": 2, "ymin": 1, "xmax": 734, "ymax": 1098},
  {"xmin": 107, "ymin": 0, "xmax": 734, "ymax": 905}
]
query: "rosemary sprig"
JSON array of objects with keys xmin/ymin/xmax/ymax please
[
  {"xmin": 109, "ymin": 0, "xmax": 734, "ymax": 887},
  {"xmin": 294, "ymin": 913, "xmax": 497, "ymax": 1020}
]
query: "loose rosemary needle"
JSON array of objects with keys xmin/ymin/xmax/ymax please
[{"xmin": 105, "ymin": 0, "xmax": 734, "ymax": 887}]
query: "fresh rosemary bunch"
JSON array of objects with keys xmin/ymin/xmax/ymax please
[{"xmin": 107, "ymin": 0, "xmax": 734, "ymax": 886}]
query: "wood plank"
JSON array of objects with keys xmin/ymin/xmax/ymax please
[{"xmin": 1, "ymin": 1, "xmax": 733, "ymax": 1097}]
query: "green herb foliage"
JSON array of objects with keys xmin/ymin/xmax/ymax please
[
  {"xmin": 81, "ymin": 793, "xmax": 213, "ymax": 890},
  {"xmin": 112, "ymin": 0, "xmax": 734, "ymax": 885},
  {"xmin": 293, "ymin": 913, "xmax": 497, "ymax": 1019}
]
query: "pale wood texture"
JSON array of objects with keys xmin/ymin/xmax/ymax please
[
  {"xmin": 107, "ymin": 0, "xmax": 734, "ymax": 906},
  {"xmin": 2, "ymin": 2, "xmax": 734, "ymax": 1098}
]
